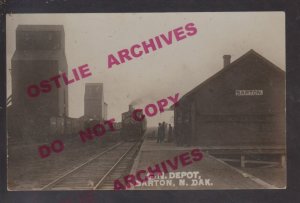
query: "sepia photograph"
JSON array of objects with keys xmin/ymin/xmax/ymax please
[{"xmin": 6, "ymin": 12, "xmax": 286, "ymax": 191}]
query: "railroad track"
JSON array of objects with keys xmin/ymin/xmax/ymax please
[{"xmin": 41, "ymin": 141, "xmax": 141, "ymax": 190}]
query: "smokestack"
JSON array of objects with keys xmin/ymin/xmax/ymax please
[
  {"xmin": 129, "ymin": 105, "xmax": 134, "ymax": 112},
  {"xmin": 223, "ymin": 55, "xmax": 231, "ymax": 67}
]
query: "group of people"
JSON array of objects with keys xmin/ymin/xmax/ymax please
[{"xmin": 156, "ymin": 122, "xmax": 173, "ymax": 143}]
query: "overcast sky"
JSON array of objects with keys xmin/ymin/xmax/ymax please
[{"xmin": 6, "ymin": 12, "xmax": 285, "ymax": 126}]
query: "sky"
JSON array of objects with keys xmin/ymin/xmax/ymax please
[{"xmin": 6, "ymin": 12, "xmax": 285, "ymax": 126}]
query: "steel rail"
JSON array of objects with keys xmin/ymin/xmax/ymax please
[
  {"xmin": 41, "ymin": 142, "xmax": 123, "ymax": 190},
  {"xmin": 93, "ymin": 141, "xmax": 139, "ymax": 190}
]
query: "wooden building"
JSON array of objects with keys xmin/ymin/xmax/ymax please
[
  {"xmin": 8, "ymin": 25, "xmax": 68, "ymax": 140},
  {"xmin": 174, "ymin": 50, "xmax": 285, "ymax": 150}
]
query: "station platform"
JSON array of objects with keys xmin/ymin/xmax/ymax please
[{"xmin": 130, "ymin": 136, "xmax": 279, "ymax": 190}]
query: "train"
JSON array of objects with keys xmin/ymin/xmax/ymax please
[
  {"xmin": 48, "ymin": 117, "xmax": 119, "ymax": 143},
  {"xmin": 50, "ymin": 117, "xmax": 118, "ymax": 136},
  {"xmin": 50, "ymin": 117, "xmax": 85, "ymax": 136},
  {"xmin": 121, "ymin": 105, "xmax": 147, "ymax": 141},
  {"xmin": 7, "ymin": 111, "xmax": 87, "ymax": 142},
  {"xmin": 7, "ymin": 104, "xmax": 146, "ymax": 143},
  {"xmin": 46, "ymin": 107, "xmax": 146, "ymax": 142}
]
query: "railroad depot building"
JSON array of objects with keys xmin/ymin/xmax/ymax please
[{"xmin": 174, "ymin": 50, "xmax": 285, "ymax": 148}]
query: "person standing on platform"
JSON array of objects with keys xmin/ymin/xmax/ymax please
[
  {"xmin": 174, "ymin": 128, "xmax": 179, "ymax": 146},
  {"xmin": 162, "ymin": 122, "xmax": 166, "ymax": 142},
  {"xmin": 168, "ymin": 124, "xmax": 173, "ymax": 142},
  {"xmin": 157, "ymin": 123, "xmax": 162, "ymax": 143}
]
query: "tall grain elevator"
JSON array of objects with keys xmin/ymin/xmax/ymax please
[
  {"xmin": 9, "ymin": 25, "xmax": 68, "ymax": 139},
  {"xmin": 84, "ymin": 83, "xmax": 105, "ymax": 121}
]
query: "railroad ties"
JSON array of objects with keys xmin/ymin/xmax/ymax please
[{"xmin": 41, "ymin": 141, "xmax": 141, "ymax": 190}]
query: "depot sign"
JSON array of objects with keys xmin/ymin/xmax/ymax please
[{"xmin": 132, "ymin": 93, "xmax": 179, "ymax": 121}]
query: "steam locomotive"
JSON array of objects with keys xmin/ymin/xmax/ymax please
[{"xmin": 121, "ymin": 105, "xmax": 147, "ymax": 141}]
